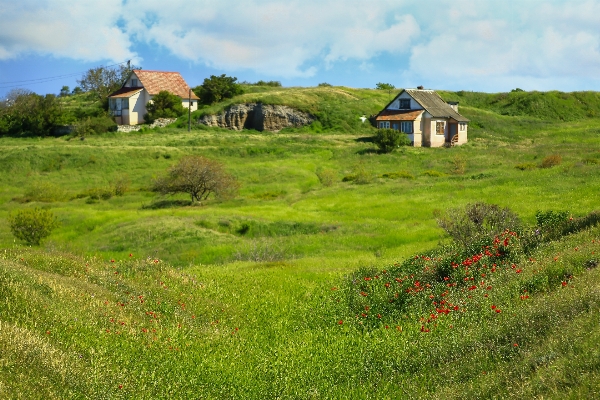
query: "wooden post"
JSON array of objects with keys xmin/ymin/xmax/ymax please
[{"xmin": 188, "ymin": 89, "xmax": 192, "ymax": 132}]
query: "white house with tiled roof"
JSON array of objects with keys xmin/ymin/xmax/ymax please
[
  {"xmin": 108, "ymin": 70, "xmax": 199, "ymax": 125},
  {"xmin": 375, "ymin": 88, "xmax": 469, "ymax": 147}
]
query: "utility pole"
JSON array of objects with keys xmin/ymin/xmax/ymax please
[{"xmin": 188, "ymin": 88, "xmax": 192, "ymax": 132}]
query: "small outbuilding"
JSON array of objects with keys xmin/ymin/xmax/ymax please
[
  {"xmin": 375, "ymin": 88, "xmax": 469, "ymax": 147},
  {"xmin": 108, "ymin": 70, "xmax": 199, "ymax": 125}
]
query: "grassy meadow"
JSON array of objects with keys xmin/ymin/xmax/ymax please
[{"xmin": 0, "ymin": 86, "xmax": 599, "ymax": 398}]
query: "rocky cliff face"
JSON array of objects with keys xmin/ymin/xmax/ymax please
[{"xmin": 197, "ymin": 103, "xmax": 313, "ymax": 132}]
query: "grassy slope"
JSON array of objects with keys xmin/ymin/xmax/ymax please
[
  {"xmin": 1, "ymin": 228, "xmax": 598, "ymax": 398},
  {"xmin": 1, "ymin": 87, "xmax": 599, "ymax": 397}
]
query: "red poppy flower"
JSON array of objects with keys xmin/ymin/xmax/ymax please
[{"xmin": 338, "ymin": 320, "xmax": 343, "ymax": 325}]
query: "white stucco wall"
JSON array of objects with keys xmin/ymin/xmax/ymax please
[
  {"xmin": 456, "ymin": 123, "xmax": 468, "ymax": 145},
  {"xmin": 429, "ymin": 119, "xmax": 447, "ymax": 147},
  {"xmin": 182, "ymin": 99, "xmax": 198, "ymax": 112}
]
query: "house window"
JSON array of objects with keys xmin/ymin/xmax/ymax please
[
  {"xmin": 459, "ymin": 123, "xmax": 466, "ymax": 131},
  {"xmin": 392, "ymin": 123, "xmax": 399, "ymax": 130},
  {"xmin": 379, "ymin": 121, "xmax": 390, "ymax": 129},
  {"xmin": 122, "ymin": 99, "xmax": 129, "ymax": 109},
  {"xmin": 400, "ymin": 121, "xmax": 413, "ymax": 133},
  {"xmin": 436, "ymin": 121, "xmax": 445, "ymax": 135},
  {"xmin": 399, "ymin": 99, "xmax": 410, "ymax": 109},
  {"xmin": 109, "ymin": 98, "xmax": 122, "ymax": 116},
  {"xmin": 131, "ymin": 79, "xmax": 139, "ymax": 87}
]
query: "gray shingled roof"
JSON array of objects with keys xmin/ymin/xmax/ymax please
[{"xmin": 405, "ymin": 89, "xmax": 469, "ymax": 122}]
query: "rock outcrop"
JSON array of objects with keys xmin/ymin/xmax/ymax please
[{"xmin": 197, "ymin": 103, "xmax": 313, "ymax": 132}]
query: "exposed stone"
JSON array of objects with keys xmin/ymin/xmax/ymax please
[
  {"xmin": 116, "ymin": 118, "xmax": 177, "ymax": 132},
  {"xmin": 197, "ymin": 103, "xmax": 313, "ymax": 131}
]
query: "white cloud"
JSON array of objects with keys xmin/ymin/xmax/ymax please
[
  {"xmin": 2, "ymin": 0, "xmax": 600, "ymax": 90},
  {"xmin": 405, "ymin": 0, "xmax": 600, "ymax": 90},
  {"xmin": 118, "ymin": 0, "xmax": 419, "ymax": 77},
  {"xmin": 0, "ymin": 1, "xmax": 137, "ymax": 62}
]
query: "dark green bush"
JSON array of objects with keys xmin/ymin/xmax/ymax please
[
  {"xmin": 72, "ymin": 115, "xmax": 117, "ymax": 137},
  {"xmin": 193, "ymin": 74, "xmax": 243, "ymax": 105},
  {"xmin": 374, "ymin": 128, "xmax": 410, "ymax": 153},
  {"xmin": 144, "ymin": 90, "xmax": 186, "ymax": 123},
  {"xmin": 8, "ymin": 208, "xmax": 59, "ymax": 245}
]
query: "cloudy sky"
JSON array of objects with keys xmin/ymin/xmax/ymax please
[{"xmin": 2, "ymin": 0, "xmax": 600, "ymax": 97}]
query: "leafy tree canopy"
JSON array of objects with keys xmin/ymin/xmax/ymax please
[
  {"xmin": 376, "ymin": 82, "xmax": 395, "ymax": 90},
  {"xmin": 77, "ymin": 63, "xmax": 138, "ymax": 101},
  {"xmin": 0, "ymin": 89, "xmax": 66, "ymax": 136},
  {"xmin": 193, "ymin": 74, "xmax": 243, "ymax": 105},
  {"xmin": 152, "ymin": 155, "xmax": 239, "ymax": 203},
  {"xmin": 8, "ymin": 207, "xmax": 59, "ymax": 245}
]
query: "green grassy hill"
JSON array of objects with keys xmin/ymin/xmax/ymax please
[{"xmin": 1, "ymin": 86, "xmax": 599, "ymax": 398}]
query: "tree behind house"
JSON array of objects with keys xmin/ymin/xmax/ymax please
[
  {"xmin": 193, "ymin": 74, "xmax": 243, "ymax": 105},
  {"xmin": 77, "ymin": 63, "xmax": 138, "ymax": 102}
]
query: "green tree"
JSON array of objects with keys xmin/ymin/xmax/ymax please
[
  {"xmin": 152, "ymin": 155, "xmax": 239, "ymax": 203},
  {"xmin": 0, "ymin": 89, "xmax": 66, "ymax": 136},
  {"xmin": 60, "ymin": 86, "xmax": 70, "ymax": 97},
  {"xmin": 8, "ymin": 208, "xmax": 59, "ymax": 245},
  {"xmin": 144, "ymin": 90, "xmax": 186, "ymax": 123},
  {"xmin": 376, "ymin": 83, "xmax": 395, "ymax": 90},
  {"xmin": 373, "ymin": 128, "xmax": 410, "ymax": 153},
  {"xmin": 193, "ymin": 74, "xmax": 243, "ymax": 105},
  {"xmin": 77, "ymin": 63, "xmax": 138, "ymax": 102}
]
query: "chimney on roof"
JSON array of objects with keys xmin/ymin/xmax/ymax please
[
  {"xmin": 417, "ymin": 85, "xmax": 424, "ymax": 90},
  {"xmin": 447, "ymin": 101, "xmax": 459, "ymax": 112}
]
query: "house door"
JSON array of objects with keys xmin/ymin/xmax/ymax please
[{"xmin": 448, "ymin": 123, "xmax": 457, "ymax": 142}]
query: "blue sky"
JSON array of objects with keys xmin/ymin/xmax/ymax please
[{"xmin": 2, "ymin": 0, "xmax": 600, "ymax": 97}]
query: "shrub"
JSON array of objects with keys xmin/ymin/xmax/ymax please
[
  {"xmin": 515, "ymin": 162, "xmax": 537, "ymax": 170},
  {"xmin": 254, "ymin": 80, "xmax": 282, "ymax": 87},
  {"xmin": 436, "ymin": 202, "xmax": 522, "ymax": 248},
  {"xmin": 344, "ymin": 163, "xmax": 371, "ymax": 184},
  {"xmin": 144, "ymin": 90, "xmax": 186, "ymax": 123},
  {"xmin": 21, "ymin": 182, "xmax": 67, "ymax": 203},
  {"xmin": 316, "ymin": 167, "xmax": 336, "ymax": 186},
  {"xmin": 451, "ymin": 155, "xmax": 467, "ymax": 175},
  {"xmin": 111, "ymin": 175, "xmax": 130, "ymax": 196},
  {"xmin": 8, "ymin": 208, "xmax": 59, "ymax": 245},
  {"xmin": 374, "ymin": 129, "xmax": 410, "ymax": 153},
  {"xmin": 152, "ymin": 155, "xmax": 239, "ymax": 203},
  {"xmin": 381, "ymin": 171, "xmax": 415, "ymax": 180},
  {"xmin": 540, "ymin": 154, "xmax": 562, "ymax": 168},
  {"xmin": 317, "ymin": 82, "xmax": 332, "ymax": 87},
  {"xmin": 72, "ymin": 115, "xmax": 117, "ymax": 137}
]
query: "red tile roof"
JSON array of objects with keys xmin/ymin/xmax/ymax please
[
  {"xmin": 131, "ymin": 70, "xmax": 199, "ymax": 99},
  {"xmin": 375, "ymin": 110, "xmax": 423, "ymax": 121},
  {"xmin": 108, "ymin": 87, "xmax": 143, "ymax": 98}
]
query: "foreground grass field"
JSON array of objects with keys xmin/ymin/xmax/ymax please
[{"xmin": 0, "ymin": 87, "xmax": 599, "ymax": 398}]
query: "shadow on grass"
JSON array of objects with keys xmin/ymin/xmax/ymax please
[
  {"xmin": 141, "ymin": 199, "xmax": 193, "ymax": 210},
  {"xmin": 355, "ymin": 136, "xmax": 375, "ymax": 143}
]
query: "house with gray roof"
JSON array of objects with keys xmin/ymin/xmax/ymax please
[{"xmin": 375, "ymin": 87, "xmax": 469, "ymax": 147}]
